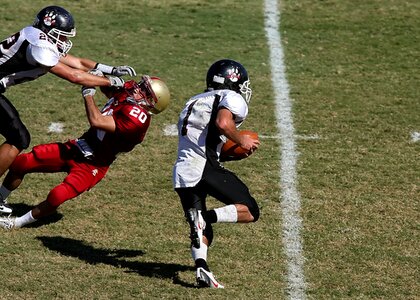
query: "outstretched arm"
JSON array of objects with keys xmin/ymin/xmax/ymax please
[
  {"xmin": 81, "ymin": 87, "xmax": 116, "ymax": 133},
  {"xmin": 50, "ymin": 54, "xmax": 130, "ymax": 87},
  {"xmin": 59, "ymin": 54, "xmax": 97, "ymax": 71},
  {"xmin": 50, "ymin": 61, "xmax": 114, "ymax": 86},
  {"xmin": 59, "ymin": 54, "xmax": 136, "ymax": 76}
]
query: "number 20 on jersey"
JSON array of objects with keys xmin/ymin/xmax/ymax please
[{"xmin": 129, "ymin": 107, "xmax": 148, "ymax": 123}]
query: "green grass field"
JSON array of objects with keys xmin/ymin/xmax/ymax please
[{"xmin": 0, "ymin": 0, "xmax": 418, "ymax": 299}]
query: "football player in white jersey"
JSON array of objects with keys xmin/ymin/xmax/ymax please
[
  {"xmin": 173, "ymin": 59, "xmax": 260, "ymax": 288},
  {"xmin": 0, "ymin": 6, "xmax": 136, "ymax": 213}
]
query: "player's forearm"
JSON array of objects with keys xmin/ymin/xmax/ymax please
[
  {"xmin": 219, "ymin": 125, "xmax": 242, "ymax": 145},
  {"xmin": 216, "ymin": 110, "xmax": 242, "ymax": 144},
  {"xmin": 60, "ymin": 54, "xmax": 96, "ymax": 71},
  {"xmin": 51, "ymin": 62, "xmax": 111, "ymax": 86},
  {"xmin": 216, "ymin": 110, "xmax": 258, "ymax": 151},
  {"xmin": 83, "ymin": 95, "xmax": 116, "ymax": 132},
  {"xmin": 75, "ymin": 71, "xmax": 111, "ymax": 86}
]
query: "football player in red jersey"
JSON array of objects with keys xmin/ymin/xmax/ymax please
[
  {"xmin": 0, "ymin": 72, "xmax": 170, "ymax": 229},
  {"xmin": 0, "ymin": 6, "xmax": 136, "ymax": 210}
]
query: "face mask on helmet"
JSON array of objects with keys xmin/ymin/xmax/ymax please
[
  {"xmin": 48, "ymin": 28, "xmax": 76, "ymax": 54},
  {"xmin": 239, "ymin": 80, "xmax": 252, "ymax": 103},
  {"xmin": 136, "ymin": 75, "xmax": 170, "ymax": 114},
  {"xmin": 33, "ymin": 6, "xmax": 76, "ymax": 55}
]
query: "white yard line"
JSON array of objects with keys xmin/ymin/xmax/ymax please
[
  {"xmin": 163, "ymin": 124, "xmax": 319, "ymax": 141},
  {"xmin": 264, "ymin": 1, "xmax": 307, "ymax": 299},
  {"xmin": 259, "ymin": 134, "xmax": 320, "ymax": 140}
]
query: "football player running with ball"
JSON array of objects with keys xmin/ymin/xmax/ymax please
[
  {"xmin": 172, "ymin": 59, "xmax": 260, "ymax": 288},
  {"xmin": 0, "ymin": 5, "xmax": 136, "ymax": 213},
  {"xmin": 0, "ymin": 72, "xmax": 170, "ymax": 229}
]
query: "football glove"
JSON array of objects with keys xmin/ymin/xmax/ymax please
[
  {"xmin": 0, "ymin": 81, "xmax": 5, "ymax": 94},
  {"xmin": 95, "ymin": 63, "xmax": 136, "ymax": 76},
  {"xmin": 111, "ymin": 65, "xmax": 136, "ymax": 77},
  {"xmin": 107, "ymin": 76, "xmax": 125, "ymax": 88},
  {"xmin": 88, "ymin": 69, "xmax": 104, "ymax": 77},
  {"xmin": 81, "ymin": 86, "xmax": 96, "ymax": 97}
]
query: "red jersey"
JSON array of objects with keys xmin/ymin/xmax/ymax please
[
  {"xmin": 77, "ymin": 93, "xmax": 151, "ymax": 166},
  {"xmin": 8, "ymin": 84, "xmax": 153, "ymax": 208}
]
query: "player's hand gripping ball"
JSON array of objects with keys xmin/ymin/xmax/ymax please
[{"xmin": 220, "ymin": 130, "xmax": 259, "ymax": 161}]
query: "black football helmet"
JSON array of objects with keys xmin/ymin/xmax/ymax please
[
  {"xmin": 33, "ymin": 6, "xmax": 76, "ymax": 54},
  {"xmin": 206, "ymin": 59, "xmax": 252, "ymax": 103}
]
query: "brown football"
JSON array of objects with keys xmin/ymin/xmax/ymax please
[{"xmin": 221, "ymin": 130, "xmax": 259, "ymax": 160}]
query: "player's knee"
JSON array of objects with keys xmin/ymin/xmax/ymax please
[
  {"xmin": 248, "ymin": 201, "xmax": 260, "ymax": 222},
  {"xmin": 8, "ymin": 121, "xmax": 30, "ymax": 150},
  {"xmin": 8, "ymin": 153, "xmax": 30, "ymax": 175},
  {"xmin": 46, "ymin": 182, "xmax": 78, "ymax": 208}
]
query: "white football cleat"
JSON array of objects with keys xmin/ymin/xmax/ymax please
[
  {"xmin": 0, "ymin": 215, "xmax": 16, "ymax": 230},
  {"xmin": 186, "ymin": 208, "xmax": 206, "ymax": 248},
  {"xmin": 196, "ymin": 267, "xmax": 224, "ymax": 289},
  {"xmin": 0, "ymin": 200, "xmax": 12, "ymax": 214}
]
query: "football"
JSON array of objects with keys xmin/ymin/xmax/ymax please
[{"xmin": 220, "ymin": 130, "xmax": 259, "ymax": 160}]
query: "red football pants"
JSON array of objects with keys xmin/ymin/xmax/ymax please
[{"xmin": 9, "ymin": 142, "xmax": 109, "ymax": 207}]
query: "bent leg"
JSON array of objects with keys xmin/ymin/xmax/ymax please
[
  {"xmin": 235, "ymin": 203, "xmax": 256, "ymax": 223},
  {"xmin": 0, "ymin": 143, "xmax": 21, "ymax": 178},
  {"xmin": 0, "ymin": 96, "xmax": 31, "ymax": 178},
  {"xmin": 204, "ymin": 167, "xmax": 260, "ymax": 224},
  {"xmin": 12, "ymin": 180, "xmax": 80, "ymax": 228},
  {"xmin": 3, "ymin": 143, "xmax": 66, "ymax": 192},
  {"xmin": 14, "ymin": 165, "xmax": 105, "ymax": 228}
]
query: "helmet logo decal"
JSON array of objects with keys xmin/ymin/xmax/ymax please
[
  {"xmin": 43, "ymin": 11, "xmax": 57, "ymax": 27},
  {"xmin": 213, "ymin": 75, "xmax": 225, "ymax": 84},
  {"xmin": 226, "ymin": 67, "xmax": 241, "ymax": 82}
]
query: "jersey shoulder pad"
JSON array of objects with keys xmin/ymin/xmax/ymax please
[
  {"xmin": 218, "ymin": 91, "xmax": 248, "ymax": 118},
  {"xmin": 23, "ymin": 27, "xmax": 60, "ymax": 67}
]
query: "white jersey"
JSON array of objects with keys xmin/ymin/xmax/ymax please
[
  {"xmin": 173, "ymin": 89, "xmax": 248, "ymax": 188},
  {"xmin": 0, "ymin": 26, "xmax": 60, "ymax": 89}
]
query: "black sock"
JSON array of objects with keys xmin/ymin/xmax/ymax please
[
  {"xmin": 195, "ymin": 258, "xmax": 209, "ymax": 271},
  {"xmin": 202, "ymin": 210, "xmax": 217, "ymax": 224}
]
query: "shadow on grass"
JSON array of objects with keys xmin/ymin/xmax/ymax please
[
  {"xmin": 37, "ymin": 236, "xmax": 196, "ymax": 288},
  {"xmin": 9, "ymin": 203, "xmax": 63, "ymax": 227}
]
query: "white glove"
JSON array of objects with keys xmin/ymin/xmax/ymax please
[
  {"xmin": 112, "ymin": 66, "xmax": 136, "ymax": 77},
  {"xmin": 88, "ymin": 69, "xmax": 104, "ymax": 77},
  {"xmin": 82, "ymin": 86, "xmax": 96, "ymax": 97},
  {"xmin": 96, "ymin": 63, "xmax": 136, "ymax": 76},
  {"xmin": 107, "ymin": 76, "xmax": 125, "ymax": 88}
]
